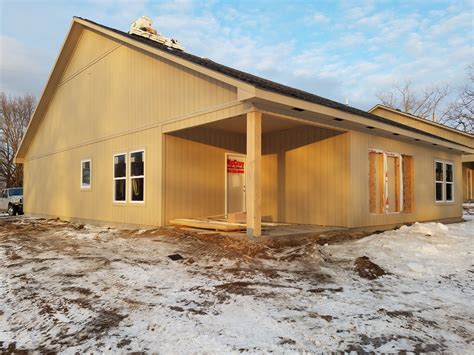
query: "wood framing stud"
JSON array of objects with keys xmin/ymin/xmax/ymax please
[{"xmin": 246, "ymin": 111, "xmax": 262, "ymax": 237}]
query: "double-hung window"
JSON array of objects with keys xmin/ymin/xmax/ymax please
[
  {"xmin": 81, "ymin": 159, "xmax": 91, "ymax": 189},
  {"xmin": 435, "ymin": 160, "xmax": 454, "ymax": 203},
  {"xmin": 130, "ymin": 150, "xmax": 145, "ymax": 203},
  {"xmin": 114, "ymin": 153, "xmax": 127, "ymax": 202},
  {"xmin": 112, "ymin": 150, "xmax": 145, "ymax": 203}
]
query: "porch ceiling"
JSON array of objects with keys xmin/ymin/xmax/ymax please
[{"xmin": 203, "ymin": 113, "xmax": 315, "ymax": 135}]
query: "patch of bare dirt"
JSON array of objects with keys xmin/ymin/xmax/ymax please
[
  {"xmin": 354, "ymin": 256, "xmax": 387, "ymax": 280},
  {"xmin": 66, "ymin": 297, "xmax": 92, "ymax": 309},
  {"xmin": 117, "ymin": 338, "xmax": 132, "ymax": 349},
  {"xmin": 62, "ymin": 286, "xmax": 93, "ymax": 296},
  {"xmin": 214, "ymin": 281, "xmax": 300, "ymax": 297},
  {"xmin": 307, "ymin": 312, "xmax": 334, "ymax": 322},
  {"xmin": 5, "ymin": 249, "xmax": 22, "ymax": 260},
  {"xmin": 122, "ymin": 225, "xmax": 373, "ymax": 262},
  {"xmin": 0, "ymin": 342, "xmax": 31, "ymax": 355},
  {"xmin": 344, "ymin": 334, "xmax": 446, "ymax": 353},
  {"xmin": 278, "ymin": 337, "xmax": 296, "ymax": 345},
  {"xmin": 308, "ymin": 286, "xmax": 343, "ymax": 294}
]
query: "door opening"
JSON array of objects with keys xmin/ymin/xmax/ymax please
[{"xmin": 225, "ymin": 153, "xmax": 246, "ymax": 214}]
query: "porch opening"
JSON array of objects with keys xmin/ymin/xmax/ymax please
[{"xmin": 164, "ymin": 112, "xmax": 350, "ymax": 234}]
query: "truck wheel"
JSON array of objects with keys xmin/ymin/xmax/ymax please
[{"xmin": 7, "ymin": 204, "xmax": 16, "ymax": 216}]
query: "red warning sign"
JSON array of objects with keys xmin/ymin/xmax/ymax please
[{"xmin": 227, "ymin": 159, "xmax": 245, "ymax": 174}]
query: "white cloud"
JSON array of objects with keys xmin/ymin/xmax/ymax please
[
  {"xmin": 429, "ymin": 11, "xmax": 471, "ymax": 36},
  {"xmin": 311, "ymin": 12, "xmax": 329, "ymax": 24},
  {"xmin": 340, "ymin": 32, "xmax": 365, "ymax": 46}
]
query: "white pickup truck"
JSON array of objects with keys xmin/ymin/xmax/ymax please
[{"xmin": 0, "ymin": 187, "xmax": 23, "ymax": 216}]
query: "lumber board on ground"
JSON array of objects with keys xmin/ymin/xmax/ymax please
[{"xmin": 170, "ymin": 218, "xmax": 246, "ymax": 231}]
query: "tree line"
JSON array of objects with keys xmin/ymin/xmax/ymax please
[
  {"xmin": 377, "ymin": 65, "xmax": 473, "ymax": 133},
  {"xmin": 0, "ymin": 93, "xmax": 35, "ymax": 188}
]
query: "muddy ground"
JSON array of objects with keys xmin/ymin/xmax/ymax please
[{"xmin": 0, "ymin": 216, "xmax": 472, "ymax": 353}]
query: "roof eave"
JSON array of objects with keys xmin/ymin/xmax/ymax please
[{"xmin": 370, "ymin": 104, "xmax": 474, "ymax": 139}]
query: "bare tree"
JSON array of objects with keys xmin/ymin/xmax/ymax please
[
  {"xmin": 0, "ymin": 93, "xmax": 35, "ymax": 187},
  {"xmin": 377, "ymin": 80, "xmax": 451, "ymax": 121},
  {"xmin": 439, "ymin": 66, "xmax": 474, "ymax": 134}
]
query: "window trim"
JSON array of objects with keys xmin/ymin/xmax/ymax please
[
  {"xmin": 80, "ymin": 159, "xmax": 92, "ymax": 190},
  {"xmin": 113, "ymin": 152, "xmax": 127, "ymax": 203},
  {"xmin": 434, "ymin": 159, "xmax": 454, "ymax": 204},
  {"xmin": 434, "ymin": 160, "xmax": 444, "ymax": 203},
  {"xmin": 445, "ymin": 162, "xmax": 454, "ymax": 203},
  {"xmin": 129, "ymin": 149, "xmax": 145, "ymax": 204}
]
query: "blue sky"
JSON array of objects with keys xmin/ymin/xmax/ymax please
[{"xmin": 0, "ymin": 0, "xmax": 472, "ymax": 110}]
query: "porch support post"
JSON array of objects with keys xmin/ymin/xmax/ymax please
[{"xmin": 246, "ymin": 110, "xmax": 262, "ymax": 237}]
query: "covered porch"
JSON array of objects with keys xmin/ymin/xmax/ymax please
[{"xmin": 162, "ymin": 107, "xmax": 351, "ymax": 237}]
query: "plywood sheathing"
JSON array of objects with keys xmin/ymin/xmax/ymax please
[
  {"xmin": 369, "ymin": 152, "xmax": 377, "ymax": 213},
  {"xmin": 402, "ymin": 155, "xmax": 414, "ymax": 212},
  {"xmin": 394, "ymin": 156, "xmax": 400, "ymax": 212}
]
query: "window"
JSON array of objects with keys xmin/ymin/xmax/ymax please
[
  {"xmin": 435, "ymin": 160, "xmax": 454, "ymax": 203},
  {"xmin": 446, "ymin": 163, "xmax": 453, "ymax": 202},
  {"xmin": 81, "ymin": 159, "xmax": 91, "ymax": 189},
  {"xmin": 114, "ymin": 153, "xmax": 126, "ymax": 202},
  {"xmin": 369, "ymin": 149, "xmax": 414, "ymax": 214},
  {"xmin": 130, "ymin": 150, "xmax": 145, "ymax": 202},
  {"xmin": 435, "ymin": 161, "xmax": 444, "ymax": 202}
]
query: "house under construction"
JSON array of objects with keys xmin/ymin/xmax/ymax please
[{"xmin": 15, "ymin": 17, "xmax": 474, "ymax": 236}]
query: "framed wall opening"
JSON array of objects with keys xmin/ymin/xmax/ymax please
[
  {"xmin": 369, "ymin": 149, "xmax": 414, "ymax": 214},
  {"xmin": 225, "ymin": 153, "xmax": 246, "ymax": 215}
]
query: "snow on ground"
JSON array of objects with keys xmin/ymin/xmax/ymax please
[{"xmin": 0, "ymin": 216, "xmax": 473, "ymax": 353}]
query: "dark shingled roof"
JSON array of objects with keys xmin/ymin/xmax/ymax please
[{"xmin": 76, "ymin": 17, "xmax": 472, "ymax": 149}]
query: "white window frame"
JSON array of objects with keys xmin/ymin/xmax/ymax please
[
  {"xmin": 445, "ymin": 162, "xmax": 454, "ymax": 203},
  {"xmin": 129, "ymin": 149, "xmax": 145, "ymax": 204},
  {"xmin": 434, "ymin": 160, "xmax": 444, "ymax": 203},
  {"xmin": 80, "ymin": 159, "xmax": 92, "ymax": 189},
  {"xmin": 434, "ymin": 160, "xmax": 454, "ymax": 203},
  {"xmin": 113, "ymin": 153, "xmax": 127, "ymax": 203}
]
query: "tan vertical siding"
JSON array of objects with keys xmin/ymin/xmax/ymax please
[
  {"xmin": 26, "ymin": 28, "xmax": 237, "ymax": 160},
  {"xmin": 261, "ymin": 126, "xmax": 350, "ymax": 226},
  {"xmin": 24, "ymin": 127, "xmax": 162, "ymax": 226},
  {"xmin": 23, "ymin": 27, "xmax": 238, "ymax": 226},
  {"xmin": 164, "ymin": 127, "xmax": 245, "ymax": 222},
  {"xmin": 349, "ymin": 131, "xmax": 462, "ymax": 227}
]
